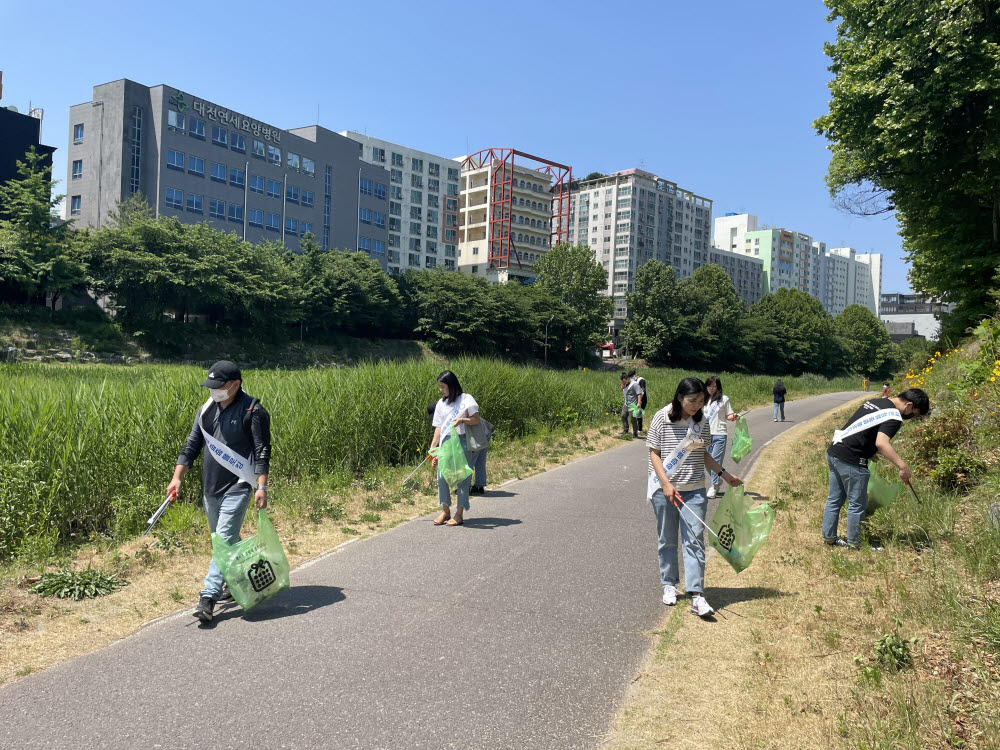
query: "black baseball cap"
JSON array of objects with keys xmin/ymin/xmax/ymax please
[{"xmin": 201, "ymin": 360, "xmax": 241, "ymax": 388}]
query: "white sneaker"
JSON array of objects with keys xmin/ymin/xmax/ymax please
[
  {"xmin": 707, "ymin": 485, "xmax": 717, "ymax": 499},
  {"xmin": 662, "ymin": 585, "xmax": 678, "ymax": 606},
  {"xmin": 690, "ymin": 594, "xmax": 714, "ymax": 618}
]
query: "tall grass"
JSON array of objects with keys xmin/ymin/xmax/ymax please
[{"xmin": 0, "ymin": 360, "xmax": 855, "ymax": 561}]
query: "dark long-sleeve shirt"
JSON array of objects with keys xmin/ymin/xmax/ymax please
[{"xmin": 177, "ymin": 389, "xmax": 271, "ymax": 497}]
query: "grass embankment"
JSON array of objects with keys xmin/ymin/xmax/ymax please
[{"xmin": 608, "ymin": 340, "xmax": 1000, "ymax": 749}]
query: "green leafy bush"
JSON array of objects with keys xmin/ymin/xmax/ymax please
[{"xmin": 29, "ymin": 568, "xmax": 126, "ymax": 600}]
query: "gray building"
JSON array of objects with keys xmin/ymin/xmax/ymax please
[
  {"xmin": 65, "ymin": 79, "xmax": 388, "ymax": 266},
  {"xmin": 880, "ymin": 293, "xmax": 953, "ymax": 340}
]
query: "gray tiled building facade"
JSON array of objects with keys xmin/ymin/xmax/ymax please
[{"xmin": 65, "ymin": 79, "xmax": 388, "ymax": 266}]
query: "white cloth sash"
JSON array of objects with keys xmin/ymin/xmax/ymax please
[
  {"xmin": 647, "ymin": 418, "xmax": 704, "ymax": 500},
  {"xmin": 832, "ymin": 407, "xmax": 901, "ymax": 445},
  {"xmin": 198, "ymin": 399, "xmax": 258, "ymax": 486}
]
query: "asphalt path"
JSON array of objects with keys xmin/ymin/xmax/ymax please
[{"xmin": 1, "ymin": 391, "xmax": 864, "ymax": 750}]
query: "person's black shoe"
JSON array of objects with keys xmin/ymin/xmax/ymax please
[
  {"xmin": 219, "ymin": 585, "xmax": 233, "ymax": 603},
  {"xmin": 193, "ymin": 596, "xmax": 216, "ymax": 623},
  {"xmin": 470, "ymin": 485, "xmax": 485, "ymax": 495}
]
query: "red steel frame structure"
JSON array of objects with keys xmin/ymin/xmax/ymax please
[{"xmin": 461, "ymin": 148, "xmax": 572, "ymax": 271}]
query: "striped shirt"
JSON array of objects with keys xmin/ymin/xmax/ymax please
[{"xmin": 645, "ymin": 404, "xmax": 707, "ymax": 491}]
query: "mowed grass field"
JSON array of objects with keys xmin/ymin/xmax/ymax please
[{"xmin": 0, "ymin": 359, "xmax": 856, "ymax": 562}]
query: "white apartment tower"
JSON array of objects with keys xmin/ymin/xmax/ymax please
[
  {"xmin": 342, "ymin": 132, "xmax": 461, "ymax": 274},
  {"xmin": 569, "ymin": 169, "xmax": 714, "ymax": 324}
]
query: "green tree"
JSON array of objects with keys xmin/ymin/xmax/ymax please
[
  {"xmin": 401, "ymin": 270, "xmax": 497, "ymax": 354},
  {"xmin": 675, "ymin": 264, "xmax": 745, "ymax": 367},
  {"xmin": 834, "ymin": 304, "xmax": 896, "ymax": 377},
  {"xmin": 814, "ymin": 1, "xmax": 1000, "ymax": 338},
  {"xmin": 0, "ymin": 147, "xmax": 86, "ymax": 307},
  {"xmin": 743, "ymin": 288, "xmax": 839, "ymax": 375},
  {"xmin": 623, "ymin": 261, "xmax": 689, "ymax": 361},
  {"xmin": 534, "ymin": 243, "xmax": 613, "ymax": 362}
]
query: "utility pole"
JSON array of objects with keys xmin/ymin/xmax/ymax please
[{"xmin": 544, "ymin": 314, "xmax": 554, "ymax": 367}]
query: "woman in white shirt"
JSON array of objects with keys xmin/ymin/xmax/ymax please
[
  {"xmin": 647, "ymin": 377, "xmax": 742, "ymax": 617},
  {"xmin": 704, "ymin": 376, "xmax": 738, "ymax": 499},
  {"xmin": 429, "ymin": 370, "xmax": 481, "ymax": 526}
]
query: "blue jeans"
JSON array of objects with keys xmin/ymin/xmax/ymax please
[
  {"xmin": 201, "ymin": 486, "xmax": 252, "ymax": 600},
  {"xmin": 822, "ymin": 454, "xmax": 870, "ymax": 547},
  {"xmin": 773, "ymin": 402, "xmax": 785, "ymax": 420},
  {"xmin": 474, "ymin": 445, "xmax": 488, "ymax": 486},
  {"xmin": 650, "ymin": 487, "xmax": 708, "ymax": 595},
  {"xmin": 437, "ymin": 433, "xmax": 480, "ymax": 511},
  {"xmin": 707, "ymin": 434, "xmax": 727, "ymax": 487}
]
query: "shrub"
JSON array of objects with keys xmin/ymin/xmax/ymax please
[{"xmin": 29, "ymin": 568, "xmax": 126, "ymax": 600}]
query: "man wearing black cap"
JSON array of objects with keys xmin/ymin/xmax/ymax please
[{"xmin": 167, "ymin": 361, "xmax": 272, "ymax": 623}]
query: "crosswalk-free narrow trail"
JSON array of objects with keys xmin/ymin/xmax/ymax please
[{"xmin": 0, "ymin": 391, "xmax": 864, "ymax": 750}]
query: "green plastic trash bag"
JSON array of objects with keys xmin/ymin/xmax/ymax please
[
  {"xmin": 629, "ymin": 403, "xmax": 645, "ymax": 418},
  {"xmin": 211, "ymin": 509, "xmax": 290, "ymax": 612},
  {"xmin": 866, "ymin": 471, "xmax": 903, "ymax": 515},
  {"xmin": 731, "ymin": 416, "xmax": 753, "ymax": 463},
  {"xmin": 708, "ymin": 485, "xmax": 775, "ymax": 573},
  {"xmin": 430, "ymin": 424, "xmax": 473, "ymax": 490}
]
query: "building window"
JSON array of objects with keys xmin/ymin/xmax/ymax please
[
  {"xmin": 228, "ymin": 204, "xmax": 243, "ymax": 223},
  {"xmin": 372, "ymin": 146, "xmax": 386, "ymax": 163},
  {"xmin": 212, "ymin": 126, "xmax": 227, "ymax": 146},
  {"xmin": 230, "ymin": 132, "xmax": 246, "ymax": 153},
  {"xmin": 358, "ymin": 236, "xmax": 372, "ymax": 253},
  {"xmin": 129, "ymin": 106, "xmax": 142, "ymax": 196},
  {"xmin": 301, "ymin": 190, "xmax": 314, "ymax": 207},
  {"xmin": 72, "ymin": 160, "xmax": 82, "ymax": 179},
  {"xmin": 230, "ymin": 168, "xmax": 245, "ymax": 187},
  {"xmin": 391, "ymin": 185, "xmax": 403, "ymax": 200},
  {"xmin": 390, "ymin": 169, "xmax": 402, "ymax": 184},
  {"xmin": 267, "ymin": 145, "xmax": 281, "ymax": 165},
  {"xmin": 70, "ymin": 195, "xmax": 82, "ymax": 216},
  {"xmin": 167, "ymin": 111, "xmax": 185, "ymax": 132},
  {"xmin": 165, "ymin": 188, "xmax": 183, "ymax": 210},
  {"xmin": 187, "ymin": 155, "xmax": 205, "ymax": 177},
  {"xmin": 411, "ymin": 157, "xmax": 423, "ymax": 172},
  {"xmin": 448, "ymin": 167, "xmax": 459, "ymax": 181},
  {"xmin": 373, "ymin": 239, "xmax": 385, "ymax": 256},
  {"xmin": 428, "ymin": 162, "xmax": 440, "ymax": 177},
  {"xmin": 303, "ymin": 157, "xmax": 315, "ymax": 176},
  {"xmin": 359, "ymin": 207, "xmax": 372, "ymax": 224},
  {"xmin": 428, "ymin": 178, "xmax": 439, "ymax": 193},
  {"xmin": 374, "ymin": 211, "xmax": 386, "ymax": 228},
  {"xmin": 250, "ymin": 175, "xmax": 265, "ymax": 194},
  {"xmin": 267, "ymin": 180, "xmax": 281, "ymax": 199},
  {"xmin": 389, "ymin": 217, "xmax": 401, "ymax": 232},
  {"xmin": 374, "ymin": 183, "xmax": 386, "ymax": 200},
  {"xmin": 211, "ymin": 162, "xmax": 227, "ymax": 183},
  {"xmin": 186, "ymin": 193, "xmax": 203, "ymax": 214},
  {"xmin": 389, "ymin": 201, "xmax": 401, "ymax": 216},
  {"xmin": 266, "ymin": 213, "xmax": 280, "ymax": 231},
  {"xmin": 360, "ymin": 177, "xmax": 373, "ymax": 195},
  {"xmin": 408, "ymin": 237, "xmax": 421, "ymax": 251},
  {"xmin": 410, "ymin": 190, "xmax": 422, "ymax": 204},
  {"xmin": 409, "ymin": 221, "xmax": 421, "ymax": 234},
  {"xmin": 188, "ymin": 117, "xmax": 206, "ymax": 140},
  {"xmin": 166, "ymin": 149, "xmax": 185, "ymax": 171},
  {"xmin": 286, "ymin": 185, "xmax": 299, "ymax": 203},
  {"xmin": 73, "ymin": 123, "xmax": 85, "ymax": 144},
  {"xmin": 410, "ymin": 206, "xmax": 422, "ymax": 220},
  {"xmin": 411, "ymin": 174, "xmax": 423, "ymax": 188},
  {"xmin": 287, "ymin": 152, "xmax": 300, "ymax": 170},
  {"xmin": 209, "ymin": 199, "xmax": 226, "ymax": 219},
  {"xmin": 445, "ymin": 229, "xmax": 457, "ymax": 242},
  {"xmin": 253, "ymin": 140, "xmax": 266, "ymax": 159},
  {"xmin": 391, "ymin": 152, "xmax": 403, "ymax": 167},
  {"xmin": 249, "ymin": 209, "xmax": 264, "ymax": 227},
  {"xmin": 285, "ymin": 218, "xmax": 298, "ymax": 236},
  {"xmin": 301, "ymin": 221, "xmax": 313, "ymax": 235}
]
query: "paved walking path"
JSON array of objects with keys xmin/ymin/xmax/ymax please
[{"xmin": 1, "ymin": 391, "xmax": 864, "ymax": 750}]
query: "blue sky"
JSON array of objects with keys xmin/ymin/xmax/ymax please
[{"xmin": 0, "ymin": 0, "xmax": 910, "ymax": 292}]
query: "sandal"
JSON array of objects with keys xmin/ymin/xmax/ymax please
[
  {"xmin": 445, "ymin": 518, "xmax": 464, "ymax": 526},
  {"xmin": 433, "ymin": 511, "xmax": 451, "ymax": 526}
]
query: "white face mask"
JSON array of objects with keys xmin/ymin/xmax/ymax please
[{"xmin": 209, "ymin": 385, "xmax": 232, "ymax": 402}]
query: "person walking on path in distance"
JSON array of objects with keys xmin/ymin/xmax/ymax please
[
  {"xmin": 647, "ymin": 377, "xmax": 743, "ymax": 617},
  {"xmin": 621, "ymin": 371, "xmax": 642, "ymax": 438},
  {"xmin": 167, "ymin": 361, "xmax": 271, "ymax": 624},
  {"xmin": 882, "ymin": 381, "xmax": 891, "ymax": 398},
  {"xmin": 704, "ymin": 376, "xmax": 739, "ymax": 499},
  {"xmin": 773, "ymin": 379, "xmax": 787, "ymax": 422},
  {"xmin": 429, "ymin": 370, "xmax": 482, "ymax": 526},
  {"xmin": 822, "ymin": 388, "xmax": 930, "ymax": 549},
  {"xmin": 636, "ymin": 376, "xmax": 649, "ymax": 435}
]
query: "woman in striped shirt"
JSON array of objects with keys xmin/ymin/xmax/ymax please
[{"xmin": 646, "ymin": 377, "xmax": 742, "ymax": 617}]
